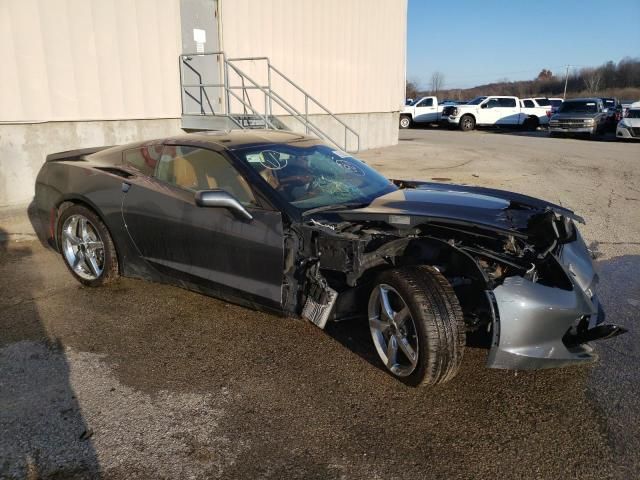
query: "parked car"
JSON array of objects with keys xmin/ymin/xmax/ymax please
[
  {"xmin": 33, "ymin": 130, "xmax": 626, "ymax": 386},
  {"xmin": 400, "ymin": 96, "xmax": 445, "ymax": 128},
  {"xmin": 442, "ymin": 96, "xmax": 548, "ymax": 131},
  {"xmin": 600, "ymin": 97, "xmax": 620, "ymax": 131},
  {"xmin": 549, "ymin": 97, "xmax": 564, "ymax": 113},
  {"xmin": 548, "ymin": 98, "xmax": 607, "ymax": 138},
  {"xmin": 616, "ymin": 102, "xmax": 640, "ymax": 140},
  {"xmin": 620, "ymin": 100, "xmax": 637, "ymax": 117},
  {"xmin": 520, "ymin": 97, "xmax": 552, "ymax": 127}
]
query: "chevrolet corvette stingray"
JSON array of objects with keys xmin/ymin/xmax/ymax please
[{"xmin": 33, "ymin": 130, "xmax": 626, "ymax": 386}]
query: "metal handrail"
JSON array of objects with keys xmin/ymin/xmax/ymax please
[
  {"xmin": 227, "ymin": 57, "xmax": 360, "ymax": 151},
  {"xmin": 178, "ymin": 52, "xmax": 360, "ymax": 152},
  {"xmin": 225, "ymin": 63, "xmax": 349, "ymax": 151},
  {"xmin": 180, "ymin": 52, "xmax": 226, "ymax": 116}
]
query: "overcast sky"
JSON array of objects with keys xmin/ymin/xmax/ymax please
[{"xmin": 407, "ymin": 0, "xmax": 640, "ymax": 89}]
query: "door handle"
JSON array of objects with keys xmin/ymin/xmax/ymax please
[{"xmin": 122, "ymin": 182, "xmax": 131, "ymax": 193}]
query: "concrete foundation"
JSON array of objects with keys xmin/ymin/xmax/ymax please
[
  {"xmin": 0, "ymin": 119, "xmax": 183, "ymax": 206},
  {"xmin": 278, "ymin": 112, "xmax": 399, "ymax": 152}
]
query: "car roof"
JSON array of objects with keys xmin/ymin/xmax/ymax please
[
  {"xmin": 564, "ymin": 98, "xmax": 601, "ymax": 102},
  {"xmin": 163, "ymin": 129, "xmax": 320, "ymax": 150}
]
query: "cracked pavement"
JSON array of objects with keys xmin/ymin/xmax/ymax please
[{"xmin": 1, "ymin": 128, "xmax": 638, "ymax": 479}]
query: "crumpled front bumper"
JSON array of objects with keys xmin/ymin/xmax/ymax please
[{"xmin": 487, "ymin": 233, "xmax": 626, "ymax": 370}]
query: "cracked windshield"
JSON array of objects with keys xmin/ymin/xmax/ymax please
[{"xmin": 237, "ymin": 144, "xmax": 396, "ymax": 210}]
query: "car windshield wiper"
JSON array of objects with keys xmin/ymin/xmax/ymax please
[{"xmin": 302, "ymin": 201, "xmax": 371, "ymax": 216}]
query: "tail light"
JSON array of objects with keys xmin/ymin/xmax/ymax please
[{"xmin": 546, "ymin": 110, "xmax": 552, "ymax": 118}]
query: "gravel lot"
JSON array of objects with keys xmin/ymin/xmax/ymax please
[{"xmin": 1, "ymin": 128, "xmax": 638, "ymax": 479}]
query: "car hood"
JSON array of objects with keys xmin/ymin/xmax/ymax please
[
  {"xmin": 454, "ymin": 104, "xmax": 478, "ymax": 111},
  {"xmin": 551, "ymin": 112, "xmax": 599, "ymax": 120},
  {"xmin": 334, "ymin": 181, "xmax": 581, "ymax": 237}
]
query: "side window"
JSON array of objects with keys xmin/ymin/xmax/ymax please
[
  {"xmin": 418, "ymin": 98, "xmax": 433, "ymax": 107},
  {"xmin": 523, "ymin": 100, "xmax": 534, "ymax": 108},
  {"xmin": 123, "ymin": 145, "xmax": 163, "ymax": 176},
  {"xmin": 498, "ymin": 98, "xmax": 517, "ymax": 108},
  {"xmin": 486, "ymin": 98, "xmax": 500, "ymax": 109},
  {"xmin": 156, "ymin": 146, "xmax": 257, "ymax": 206}
]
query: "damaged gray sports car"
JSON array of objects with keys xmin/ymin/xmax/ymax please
[{"xmin": 33, "ymin": 130, "xmax": 626, "ymax": 386}]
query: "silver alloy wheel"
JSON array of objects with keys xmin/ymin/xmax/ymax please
[
  {"xmin": 61, "ymin": 214, "xmax": 105, "ymax": 280},
  {"xmin": 368, "ymin": 284, "xmax": 419, "ymax": 377},
  {"xmin": 462, "ymin": 117, "xmax": 473, "ymax": 130},
  {"xmin": 400, "ymin": 117, "xmax": 411, "ymax": 128}
]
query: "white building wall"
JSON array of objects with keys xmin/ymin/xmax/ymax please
[
  {"xmin": 219, "ymin": 0, "xmax": 407, "ymax": 115},
  {"xmin": 0, "ymin": 0, "xmax": 182, "ymax": 122}
]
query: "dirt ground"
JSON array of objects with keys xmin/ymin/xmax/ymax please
[{"xmin": 1, "ymin": 128, "xmax": 638, "ymax": 479}]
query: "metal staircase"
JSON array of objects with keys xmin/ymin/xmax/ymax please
[{"xmin": 179, "ymin": 52, "xmax": 360, "ymax": 152}]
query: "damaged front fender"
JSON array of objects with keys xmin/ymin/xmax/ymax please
[{"xmin": 487, "ymin": 275, "xmax": 598, "ymax": 369}]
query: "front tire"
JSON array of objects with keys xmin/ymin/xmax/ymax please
[
  {"xmin": 399, "ymin": 115, "xmax": 412, "ymax": 129},
  {"xmin": 459, "ymin": 115, "xmax": 475, "ymax": 131},
  {"xmin": 57, "ymin": 204, "xmax": 119, "ymax": 287},
  {"xmin": 368, "ymin": 266, "xmax": 465, "ymax": 386}
]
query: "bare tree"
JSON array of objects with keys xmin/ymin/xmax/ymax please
[
  {"xmin": 584, "ymin": 69, "xmax": 602, "ymax": 94},
  {"xmin": 405, "ymin": 79, "xmax": 420, "ymax": 101},
  {"xmin": 430, "ymin": 72, "xmax": 445, "ymax": 96}
]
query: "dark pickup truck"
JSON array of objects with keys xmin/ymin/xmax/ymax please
[{"xmin": 548, "ymin": 98, "xmax": 607, "ymax": 138}]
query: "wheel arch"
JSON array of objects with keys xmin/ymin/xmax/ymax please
[
  {"xmin": 54, "ymin": 196, "xmax": 123, "ymax": 272},
  {"xmin": 354, "ymin": 236, "xmax": 493, "ymax": 332},
  {"xmin": 399, "ymin": 114, "xmax": 413, "ymax": 128}
]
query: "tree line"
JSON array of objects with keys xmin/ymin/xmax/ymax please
[{"xmin": 407, "ymin": 57, "xmax": 640, "ymax": 101}]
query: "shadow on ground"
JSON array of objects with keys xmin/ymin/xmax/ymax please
[{"xmin": 0, "ymin": 226, "xmax": 102, "ymax": 479}]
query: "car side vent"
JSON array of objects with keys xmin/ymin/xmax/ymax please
[{"xmin": 94, "ymin": 167, "xmax": 134, "ymax": 179}]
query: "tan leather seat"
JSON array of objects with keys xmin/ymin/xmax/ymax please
[
  {"xmin": 167, "ymin": 148, "xmax": 255, "ymax": 204},
  {"xmin": 205, "ymin": 160, "xmax": 255, "ymax": 204},
  {"xmin": 259, "ymin": 168, "xmax": 280, "ymax": 189},
  {"xmin": 172, "ymin": 156, "xmax": 198, "ymax": 190}
]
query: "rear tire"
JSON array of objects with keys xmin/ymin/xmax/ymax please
[
  {"xmin": 459, "ymin": 115, "xmax": 475, "ymax": 131},
  {"xmin": 399, "ymin": 115, "xmax": 412, "ymax": 129},
  {"xmin": 57, "ymin": 204, "xmax": 119, "ymax": 287},
  {"xmin": 368, "ymin": 266, "xmax": 465, "ymax": 387},
  {"xmin": 524, "ymin": 116, "xmax": 539, "ymax": 131}
]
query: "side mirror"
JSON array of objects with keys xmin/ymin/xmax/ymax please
[
  {"xmin": 195, "ymin": 190, "xmax": 253, "ymax": 221},
  {"xmin": 481, "ymin": 103, "xmax": 488, "ymax": 109}
]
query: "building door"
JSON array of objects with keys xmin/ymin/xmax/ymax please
[{"xmin": 180, "ymin": 0, "xmax": 222, "ymax": 115}]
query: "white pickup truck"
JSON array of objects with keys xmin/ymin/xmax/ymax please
[
  {"xmin": 400, "ymin": 96, "xmax": 448, "ymax": 128},
  {"xmin": 442, "ymin": 96, "xmax": 551, "ymax": 131}
]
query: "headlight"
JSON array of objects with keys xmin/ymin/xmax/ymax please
[
  {"xmin": 619, "ymin": 122, "xmax": 629, "ymax": 129},
  {"xmin": 452, "ymin": 107, "xmax": 458, "ymax": 116},
  {"xmin": 583, "ymin": 118, "xmax": 595, "ymax": 125}
]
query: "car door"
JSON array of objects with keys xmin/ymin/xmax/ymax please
[
  {"xmin": 121, "ymin": 143, "xmax": 285, "ymax": 308},
  {"xmin": 414, "ymin": 98, "xmax": 438, "ymax": 123},
  {"xmin": 477, "ymin": 97, "xmax": 502, "ymax": 124},
  {"xmin": 496, "ymin": 97, "xmax": 521, "ymax": 125}
]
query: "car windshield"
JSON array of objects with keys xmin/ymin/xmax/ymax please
[
  {"xmin": 602, "ymin": 98, "xmax": 615, "ymax": 107},
  {"xmin": 626, "ymin": 109, "xmax": 640, "ymax": 119},
  {"xmin": 558, "ymin": 101, "xmax": 598, "ymax": 113},
  {"xmin": 467, "ymin": 96, "xmax": 487, "ymax": 105},
  {"xmin": 236, "ymin": 143, "xmax": 397, "ymax": 211}
]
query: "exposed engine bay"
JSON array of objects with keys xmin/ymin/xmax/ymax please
[{"xmin": 287, "ymin": 180, "xmax": 625, "ymax": 369}]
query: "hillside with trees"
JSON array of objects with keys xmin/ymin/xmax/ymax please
[{"xmin": 407, "ymin": 57, "xmax": 640, "ymax": 101}]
